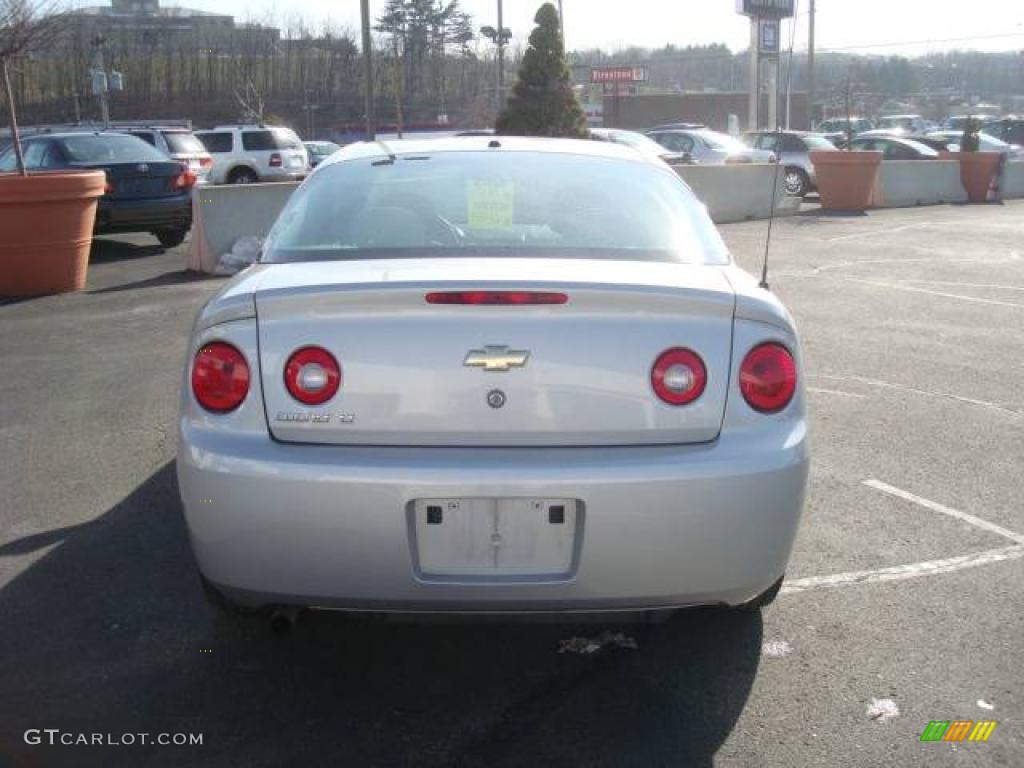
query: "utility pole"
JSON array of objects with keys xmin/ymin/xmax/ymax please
[
  {"xmin": 91, "ymin": 35, "xmax": 111, "ymax": 128},
  {"xmin": 360, "ymin": 0, "xmax": 375, "ymax": 140},
  {"xmin": 497, "ymin": 0, "xmax": 505, "ymax": 104},
  {"xmin": 807, "ymin": 0, "xmax": 816, "ymax": 129},
  {"xmin": 557, "ymin": 0, "xmax": 564, "ymax": 49}
]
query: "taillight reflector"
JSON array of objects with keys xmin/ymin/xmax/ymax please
[
  {"xmin": 285, "ymin": 347, "xmax": 341, "ymax": 405},
  {"xmin": 739, "ymin": 343, "xmax": 797, "ymax": 413},
  {"xmin": 425, "ymin": 291, "xmax": 568, "ymax": 305},
  {"xmin": 173, "ymin": 169, "xmax": 198, "ymax": 189},
  {"xmin": 191, "ymin": 342, "xmax": 250, "ymax": 412},
  {"xmin": 269, "ymin": 152, "xmax": 283, "ymax": 167},
  {"xmin": 651, "ymin": 348, "xmax": 707, "ymax": 406}
]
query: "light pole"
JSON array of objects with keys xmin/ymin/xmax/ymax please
[{"xmin": 360, "ymin": 0, "xmax": 375, "ymax": 140}]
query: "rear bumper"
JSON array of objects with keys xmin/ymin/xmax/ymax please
[
  {"xmin": 177, "ymin": 423, "xmax": 809, "ymax": 612},
  {"xmin": 95, "ymin": 195, "xmax": 192, "ymax": 234}
]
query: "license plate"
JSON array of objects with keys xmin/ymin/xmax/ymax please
[
  {"xmin": 412, "ymin": 498, "xmax": 579, "ymax": 578},
  {"xmin": 287, "ymin": 156, "xmax": 303, "ymax": 168}
]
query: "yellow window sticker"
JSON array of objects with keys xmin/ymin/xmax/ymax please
[{"xmin": 467, "ymin": 179, "xmax": 514, "ymax": 230}]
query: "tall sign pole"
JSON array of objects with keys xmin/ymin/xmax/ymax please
[
  {"xmin": 737, "ymin": 1, "xmax": 794, "ymax": 131},
  {"xmin": 748, "ymin": 21, "xmax": 759, "ymax": 130},
  {"xmin": 807, "ymin": 0, "xmax": 816, "ymax": 129},
  {"xmin": 360, "ymin": 0, "xmax": 375, "ymax": 140}
]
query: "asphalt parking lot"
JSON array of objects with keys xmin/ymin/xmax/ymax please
[{"xmin": 1, "ymin": 201, "xmax": 1022, "ymax": 768}]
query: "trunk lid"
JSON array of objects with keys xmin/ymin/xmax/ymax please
[
  {"xmin": 99, "ymin": 160, "xmax": 185, "ymax": 200},
  {"xmin": 255, "ymin": 259, "xmax": 735, "ymax": 447}
]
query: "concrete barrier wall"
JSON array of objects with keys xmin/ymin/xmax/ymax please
[
  {"xmin": 187, "ymin": 182, "xmax": 299, "ymax": 272},
  {"xmin": 675, "ymin": 164, "xmax": 800, "ymax": 224},
  {"xmin": 1002, "ymin": 161, "xmax": 1024, "ymax": 199},
  {"xmin": 871, "ymin": 160, "xmax": 966, "ymax": 208}
]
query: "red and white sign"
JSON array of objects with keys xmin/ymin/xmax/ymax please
[{"xmin": 589, "ymin": 66, "xmax": 648, "ymax": 84}]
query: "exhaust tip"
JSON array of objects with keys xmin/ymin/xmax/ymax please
[{"xmin": 270, "ymin": 605, "xmax": 301, "ymax": 634}]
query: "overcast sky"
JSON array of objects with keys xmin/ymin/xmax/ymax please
[{"xmin": 163, "ymin": 0, "xmax": 1024, "ymax": 55}]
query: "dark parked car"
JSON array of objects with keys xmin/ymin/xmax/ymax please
[
  {"xmin": 847, "ymin": 135, "xmax": 940, "ymax": 160},
  {"xmin": 982, "ymin": 116, "xmax": 1024, "ymax": 147},
  {"xmin": 0, "ymin": 132, "xmax": 195, "ymax": 247}
]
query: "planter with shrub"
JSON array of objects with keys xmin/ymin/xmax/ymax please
[{"xmin": 957, "ymin": 118, "xmax": 1000, "ymax": 203}]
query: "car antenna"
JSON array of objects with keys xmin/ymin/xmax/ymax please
[
  {"xmin": 759, "ymin": 0, "xmax": 801, "ymax": 291},
  {"xmin": 372, "ymin": 139, "xmax": 396, "ymax": 166}
]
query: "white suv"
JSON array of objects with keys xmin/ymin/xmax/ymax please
[{"xmin": 194, "ymin": 125, "xmax": 310, "ymax": 185}]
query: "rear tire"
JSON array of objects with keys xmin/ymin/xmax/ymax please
[
  {"xmin": 783, "ymin": 167, "xmax": 810, "ymax": 197},
  {"xmin": 155, "ymin": 228, "xmax": 188, "ymax": 249},
  {"xmin": 227, "ymin": 168, "xmax": 258, "ymax": 185},
  {"xmin": 200, "ymin": 573, "xmax": 258, "ymax": 618},
  {"xmin": 736, "ymin": 575, "xmax": 784, "ymax": 611}
]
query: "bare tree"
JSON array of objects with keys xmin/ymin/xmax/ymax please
[{"xmin": 1, "ymin": 0, "xmax": 65, "ymax": 175}]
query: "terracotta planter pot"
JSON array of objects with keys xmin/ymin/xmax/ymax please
[
  {"xmin": 0, "ymin": 170, "xmax": 105, "ymax": 296},
  {"xmin": 810, "ymin": 150, "xmax": 883, "ymax": 212},
  {"xmin": 958, "ymin": 152, "xmax": 1001, "ymax": 203}
]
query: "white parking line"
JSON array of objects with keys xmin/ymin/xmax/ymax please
[
  {"xmin": 863, "ymin": 479, "xmax": 1024, "ymax": 546},
  {"xmin": 782, "ymin": 481, "xmax": 1024, "ymax": 596},
  {"xmin": 813, "ymin": 374, "xmax": 1023, "ymax": 418},
  {"xmin": 898, "ymin": 280, "xmax": 1024, "ymax": 292},
  {"xmin": 781, "ymin": 546, "xmax": 1024, "ymax": 595},
  {"xmin": 841, "ymin": 277, "xmax": 1024, "ymax": 309},
  {"xmin": 807, "ymin": 386, "xmax": 866, "ymax": 399}
]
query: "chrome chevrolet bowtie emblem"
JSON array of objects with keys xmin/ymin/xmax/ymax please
[{"xmin": 463, "ymin": 345, "xmax": 530, "ymax": 372}]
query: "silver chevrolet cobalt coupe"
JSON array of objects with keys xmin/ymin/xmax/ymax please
[{"xmin": 177, "ymin": 137, "xmax": 809, "ymax": 620}]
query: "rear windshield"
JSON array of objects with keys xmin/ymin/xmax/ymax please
[
  {"xmin": 803, "ymin": 136, "xmax": 837, "ymax": 150},
  {"xmin": 196, "ymin": 132, "xmax": 232, "ymax": 153},
  {"xmin": 163, "ymin": 131, "xmax": 206, "ymax": 154},
  {"xmin": 262, "ymin": 150, "xmax": 729, "ymax": 265},
  {"xmin": 58, "ymin": 134, "xmax": 169, "ymax": 164},
  {"xmin": 242, "ymin": 129, "xmax": 301, "ymax": 151},
  {"xmin": 698, "ymin": 131, "xmax": 747, "ymax": 152}
]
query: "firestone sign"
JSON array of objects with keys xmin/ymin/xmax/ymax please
[
  {"xmin": 589, "ymin": 66, "xmax": 648, "ymax": 84},
  {"xmin": 736, "ymin": 0, "xmax": 795, "ymax": 18}
]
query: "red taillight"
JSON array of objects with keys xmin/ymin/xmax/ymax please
[
  {"xmin": 191, "ymin": 342, "xmax": 250, "ymax": 413},
  {"xmin": 173, "ymin": 166, "xmax": 198, "ymax": 189},
  {"xmin": 651, "ymin": 348, "xmax": 706, "ymax": 406},
  {"xmin": 269, "ymin": 152, "xmax": 283, "ymax": 167},
  {"xmin": 104, "ymin": 180, "xmax": 115, "ymax": 194},
  {"xmin": 740, "ymin": 343, "xmax": 797, "ymax": 413},
  {"xmin": 425, "ymin": 291, "xmax": 569, "ymax": 305},
  {"xmin": 285, "ymin": 347, "xmax": 341, "ymax": 405},
  {"xmin": 200, "ymin": 156, "xmax": 213, "ymax": 168}
]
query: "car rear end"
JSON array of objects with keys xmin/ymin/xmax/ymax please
[
  {"xmin": 245, "ymin": 127, "xmax": 310, "ymax": 181},
  {"xmin": 59, "ymin": 134, "xmax": 195, "ymax": 234},
  {"xmin": 160, "ymin": 129, "xmax": 214, "ymax": 184},
  {"xmin": 177, "ymin": 141, "xmax": 808, "ymax": 613}
]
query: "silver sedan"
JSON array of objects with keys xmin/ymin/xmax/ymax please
[{"xmin": 177, "ymin": 137, "xmax": 809, "ymax": 620}]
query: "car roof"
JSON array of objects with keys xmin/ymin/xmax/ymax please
[
  {"xmin": 317, "ymin": 136, "xmax": 660, "ymax": 171},
  {"xmin": 21, "ymin": 131, "xmax": 136, "ymax": 140}
]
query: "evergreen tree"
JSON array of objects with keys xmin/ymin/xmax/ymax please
[{"xmin": 495, "ymin": 3, "xmax": 586, "ymax": 138}]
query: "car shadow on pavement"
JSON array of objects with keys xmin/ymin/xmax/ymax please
[
  {"xmin": 0, "ymin": 462, "xmax": 762, "ymax": 768},
  {"xmin": 89, "ymin": 238, "xmax": 166, "ymax": 263},
  {"xmin": 87, "ymin": 270, "xmax": 221, "ymax": 295}
]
